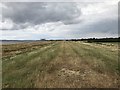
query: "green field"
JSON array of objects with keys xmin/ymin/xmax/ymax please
[{"xmin": 2, "ymin": 41, "xmax": 119, "ymax": 88}]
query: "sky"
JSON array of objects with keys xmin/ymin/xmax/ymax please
[{"xmin": 0, "ymin": 0, "xmax": 119, "ymax": 40}]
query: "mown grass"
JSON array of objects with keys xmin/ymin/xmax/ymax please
[
  {"xmin": 70, "ymin": 41, "xmax": 118, "ymax": 73},
  {"xmin": 2, "ymin": 42, "xmax": 60, "ymax": 88},
  {"xmin": 2, "ymin": 41, "xmax": 55, "ymax": 59},
  {"xmin": 67, "ymin": 41, "xmax": 119, "ymax": 87},
  {"xmin": 2, "ymin": 41, "xmax": 119, "ymax": 88}
]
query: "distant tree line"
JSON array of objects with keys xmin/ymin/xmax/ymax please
[
  {"xmin": 80, "ymin": 37, "xmax": 120, "ymax": 42},
  {"xmin": 49, "ymin": 37, "xmax": 120, "ymax": 42},
  {"xmin": 2, "ymin": 37, "xmax": 120, "ymax": 42}
]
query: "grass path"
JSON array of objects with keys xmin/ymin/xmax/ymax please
[{"xmin": 2, "ymin": 41, "xmax": 119, "ymax": 88}]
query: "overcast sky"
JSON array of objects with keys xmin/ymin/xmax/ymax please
[{"xmin": 0, "ymin": 0, "xmax": 119, "ymax": 40}]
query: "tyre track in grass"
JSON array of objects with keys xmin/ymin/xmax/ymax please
[
  {"xmin": 68, "ymin": 41, "xmax": 119, "ymax": 88},
  {"xmin": 3, "ymin": 41, "xmax": 60, "ymax": 88},
  {"xmin": 3, "ymin": 42, "xmax": 58, "ymax": 70},
  {"xmin": 35, "ymin": 41, "xmax": 64, "ymax": 88},
  {"xmin": 36, "ymin": 41, "xmax": 84, "ymax": 88},
  {"xmin": 36, "ymin": 41, "xmax": 118, "ymax": 88},
  {"xmin": 3, "ymin": 41, "xmax": 119, "ymax": 88},
  {"xmin": 2, "ymin": 41, "xmax": 56, "ymax": 59},
  {"xmin": 71, "ymin": 41, "xmax": 118, "ymax": 74}
]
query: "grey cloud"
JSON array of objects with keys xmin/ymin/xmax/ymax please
[
  {"xmin": 62, "ymin": 18, "xmax": 82, "ymax": 25},
  {"xmin": 85, "ymin": 18, "xmax": 117, "ymax": 34},
  {"xmin": 2, "ymin": 2, "xmax": 81, "ymax": 30},
  {"xmin": 67, "ymin": 18, "xmax": 118, "ymax": 38}
]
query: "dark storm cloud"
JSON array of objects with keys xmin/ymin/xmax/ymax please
[{"xmin": 2, "ymin": 2, "xmax": 81, "ymax": 29}]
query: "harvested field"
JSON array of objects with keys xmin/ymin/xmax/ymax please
[{"xmin": 2, "ymin": 41, "xmax": 119, "ymax": 88}]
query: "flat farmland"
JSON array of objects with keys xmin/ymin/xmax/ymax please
[{"xmin": 2, "ymin": 41, "xmax": 119, "ymax": 88}]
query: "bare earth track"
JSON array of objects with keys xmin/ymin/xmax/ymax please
[{"xmin": 2, "ymin": 41, "xmax": 119, "ymax": 88}]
